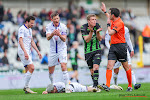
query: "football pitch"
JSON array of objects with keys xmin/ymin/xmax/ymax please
[{"xmin": 0, "ymin": 83, "xmax": 149, "ymax": 100}]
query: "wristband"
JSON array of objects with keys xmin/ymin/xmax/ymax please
[
  {"xmin": 104, "ymin": 11, "xmax": 107, "ymax": 13},
  {"xmin": 107, "ymin": 23, "xmax": 110, "ymax": 27}
]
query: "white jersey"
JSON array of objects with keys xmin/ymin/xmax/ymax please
[
  {"xmin": 53, "ymin": 82, "xmax": 65, "ymax": 93},
  {"xmin": 18, "ymin": 24, "xmax": 32, "ymax": 54},
  {"xmin": 105, "ymin": 26, "xmax": 134, "ymax": 51},
  {"xmin": 53, "ymin": 82, "xmax": 87, "ymax": 93},
  {"xmin": 46, "ymin": 22, "xmax": 67, "ymax": 53}
]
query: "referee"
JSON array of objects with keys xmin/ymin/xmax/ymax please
[{"xmin": 101, "ymin": 2, "xmax": 132, "ymax": 91}]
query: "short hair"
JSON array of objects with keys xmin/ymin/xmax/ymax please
[
  {"xmin": 25, "ymin": 16, "xmax": 35, "ymax": 22},
  {"xmin": 51, "ymin": 12, "xmax": 59, "ymax": 19},
  {"xmin": 109, "ymin": 8, "xmax": 120, "ymax": 17},
  {"xmin": 87, "ymin": 14, "xmax": 96, "ymax": 20}
]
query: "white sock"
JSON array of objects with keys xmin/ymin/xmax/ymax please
[
  {"xmin": 132, "ymin": 71, "xmax": 136, "ymax": 86},
  {"xmin": 25, "ymin": 71, "xmax": 32, "ymax": 88},
  {"xmin": 62, "ymin": 71, "xmax": 69, "ymax": 85},
  {"xmin": 113, "ymin": 73, "xmax": 118, "ymax": 85},
  {"xmin": 49, "ymin": 73, "xmax": 53, "ymax": 84}
]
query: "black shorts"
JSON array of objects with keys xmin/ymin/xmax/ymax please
[
  {"xmin": 108, "ymin": 43, "xmax": 127, "ymax": 62},
  {"xmin": 72, "ymin": 65, "xmax": 78, "ymax": 70},
  {"xmin": 85, "ymin": 50, "xmax": 101, "ymax": 69}
]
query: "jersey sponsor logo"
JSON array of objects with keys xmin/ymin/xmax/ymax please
[{"xmin": 97, "ymin": 57, "xmax": 100, "ymax": 59}]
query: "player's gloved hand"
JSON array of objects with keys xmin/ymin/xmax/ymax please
[{"xmin": 24, "ymin": 52, "xmax": 29, "ymax": 60}]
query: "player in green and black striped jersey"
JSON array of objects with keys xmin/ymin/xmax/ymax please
[
  {"xmin": 80, "ymin": 14, "xmax": 102, "ymax": 88},
  {"xmin": 68, "ymin": 41, "xmax": 84, "ymax": 83}
]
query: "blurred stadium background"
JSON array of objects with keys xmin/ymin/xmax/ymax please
[{"xmin": 0, "ymin": 0, "xmax": 150, "ymax": 90}]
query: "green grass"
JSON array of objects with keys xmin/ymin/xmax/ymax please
[{"xmin": 0, "ymin": 83, "xmax": 150, "ymax": 100}]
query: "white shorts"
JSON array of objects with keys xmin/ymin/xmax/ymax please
[
  {"xmin": 69, "ymin": 82, "xmax": 87, "ymax": 92},
  {"xmin": 48, "ymin": 48, "xmax": 67, "ymax": 67},
  {"xmin": 113, "ymin": 49, "xmax": 131, "ymax": 69},
  {"xmin": 18, "ymin": 52, "xmax": 33, "ymax": 67}
]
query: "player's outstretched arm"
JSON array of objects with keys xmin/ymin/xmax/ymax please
[{"xmin": 31, "ymin": 38, "xmax": 42, "ymax": 59}]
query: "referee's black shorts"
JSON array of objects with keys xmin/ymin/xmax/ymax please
[{"xmin": 108, "ymin": 43, "xmax": 127, "ymax": 62}]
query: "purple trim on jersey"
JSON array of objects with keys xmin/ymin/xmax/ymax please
[
  {"xmin": 61, "ymin": 32, "xmax": 67, "ymax": 35},
  {"xmin": 55, "ymin": 27, "xmax": 58, "ymax": 53},
  {"xmin": 86, "ymin": 86, "xmax": 88, "ymax": 91},
  {"xmin": 24, "ymin": 24, "xmax": 28, "ymax": 29},
  {"xmin": 53, "ymin": 23, "xmax": 60, "ymax": 27}
]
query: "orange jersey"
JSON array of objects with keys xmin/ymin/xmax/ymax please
[{"xmin": 110, "ymin": 18, "xmax": 125, "ymax": 44}]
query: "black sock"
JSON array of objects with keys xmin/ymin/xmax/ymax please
[
  {"xmin": 76, "ymin": 79, "xmax": 79, "ymax": 83},
  {"xmin": 93, "ymin": 70, "xmax": 99, "ymax": 87},
  {"xmin": 70, "ymin": 78, "xmax": 73, "ymax": 81}
]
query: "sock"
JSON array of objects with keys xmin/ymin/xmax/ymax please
[
  {"xmin": 49, "ymin": 73, "xmax": 53, "ymax": 84},
  {"xmin": 25, "ymin": 71, "xmax": 32, "ymax": 87},
  {"xmin": 106, "ymin": 69, "xmax": 112, "ymax": 87},
  {"xmin": 70, "ymin": 77, "xmax": 73, "ymax": 81},
  {"xmin": 131, "ymin": 71, "xmax": 136, "ymax": 86},
  {"xmin": 62, "ymin": 71, "xmax": 69, "ymax": 85},
  {"xmin": 113, "ymin": 73, "xmax": 118, "ymax": 85},
  {"xmin": 76, "ymin": 79, "xmax": 79, "ymax": 83},
  {"xmin": 126, "ymin": 69, "xmax": 132, "ymax": 87},
  {"xmin": 93, "ymin": 70, "xmax": 99, "ymax": 87}
]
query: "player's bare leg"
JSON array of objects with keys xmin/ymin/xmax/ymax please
[
  {"xmin": 75, "ymin": 71, "xmax": 79, "ymax": 83},
  {"xmin": 70, "ymin": 70, "xmax": 79, "ymax": 82},
  {"xmin": 24, "ymin": 64, "xmax": 37, "ymax": 94},
  {"xmin": 48, "ymin": 66, "xmax": 55, "ymax": 84}
]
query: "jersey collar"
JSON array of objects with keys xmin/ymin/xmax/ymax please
[
  {"xmin": 52, "ymin": 23, "xmax": 60, "ymax": 28},
  {"xmin": 24, "ymin": 24, "xmax": 29, "ymax": 29}
]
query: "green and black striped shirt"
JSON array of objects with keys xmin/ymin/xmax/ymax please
[{"xmin": 81, "ymin": 23, "xmax": 101, "ymax": 54}]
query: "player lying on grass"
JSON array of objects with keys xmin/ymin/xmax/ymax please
[{"xmin": 42, "ymin": 82, "xmax": 101, "ymax": 94}]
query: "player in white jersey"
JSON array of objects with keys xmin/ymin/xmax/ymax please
[
  {"xmin": 18, "ymin": 16, "xmax": 42, "ymax": 93},
  {"xmin": 46, "ymin": 12, "xmax": 69, "ymax": 91},
  {"xmin": 42, "ymin": 82, "xmax": 101, "ymax": 94},
  {"xmin": 105, "ymin": 26, "xmax": 141, "ymax": 90}
]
